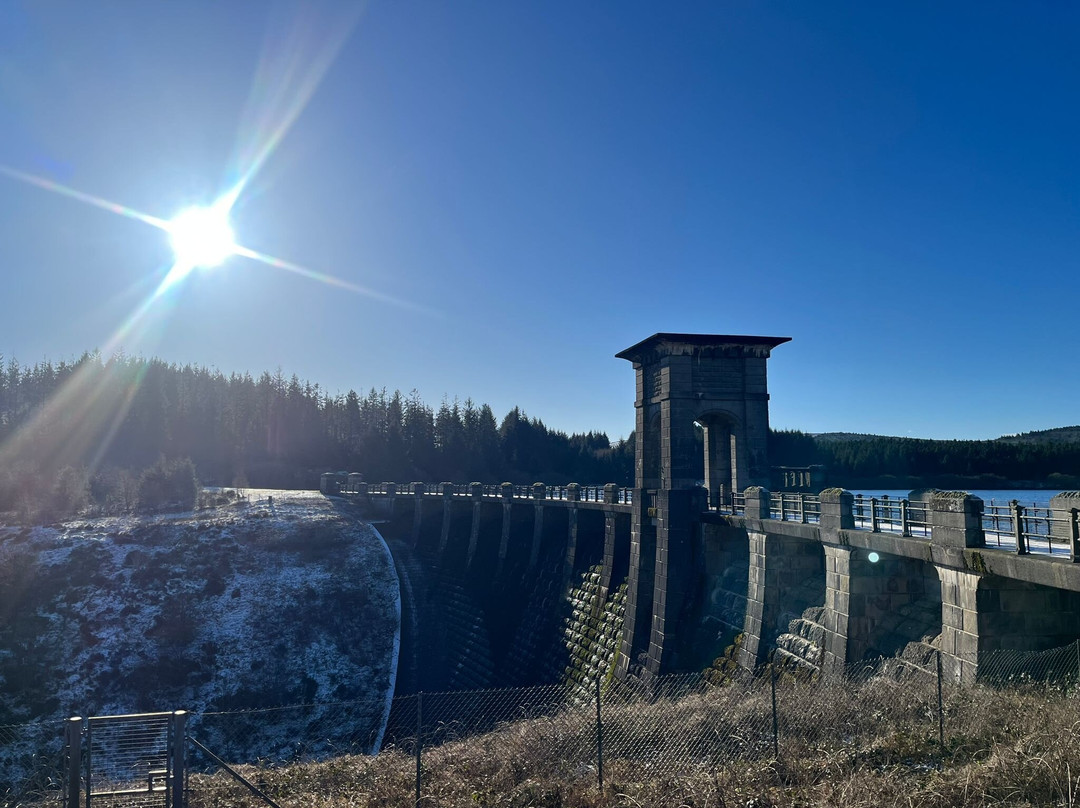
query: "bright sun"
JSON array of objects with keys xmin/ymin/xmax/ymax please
[{"xmin": 167, "ymin": 205, "xmax": 236, "ymax": 268}]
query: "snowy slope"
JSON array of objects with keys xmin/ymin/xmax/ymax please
[{"xmin": 0, "ymin": 490, "xmax": 399, "ymax": 759}]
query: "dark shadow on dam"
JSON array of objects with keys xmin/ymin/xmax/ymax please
[{"xmin": 370, "ymin": 496, "xmax": 627, "ymax": 696}]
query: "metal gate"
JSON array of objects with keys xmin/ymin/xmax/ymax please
[{"xmin": 66, "ymin": 711, "xmax": 186, "ymax": 808}]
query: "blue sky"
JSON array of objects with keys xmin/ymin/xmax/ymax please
[{"xmin": 0, "ymin": 2, "xmax": 1076, "ymax": 442}]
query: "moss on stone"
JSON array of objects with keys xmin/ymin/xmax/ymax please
[{"xmin": 970, "ymin": 551, "xmax": 987, "ymax": 575}]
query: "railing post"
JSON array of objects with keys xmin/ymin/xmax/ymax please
[
  {"xmin": 65, "ymin": 717, "xmax": 81, "ymax": 808},
  {"xmin": 799, "ymin": 493, "xmax": 808, "ymax": 524},
  {"xmin": 603, "ymin": 483, "xmax": 618, "ymax": 505},
  {"xmin": 1070, "ymin": 508, "xmax": 1080, "ymax": 563},
  {"xmin": 870, "ymin": 497, "xmax": 879, "ymax": 532},
  {"xmin": 1011, "ymin": 500, "xmax": 1028, "ymax": 555},
  {"xmin": 900, "ymin": 499, "xmax": 909, "ymax": 537}
]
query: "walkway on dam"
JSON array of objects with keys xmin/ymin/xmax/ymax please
[{"xmin": 328, "ymin": 472, "xmax": 1080, "ymax": 561}]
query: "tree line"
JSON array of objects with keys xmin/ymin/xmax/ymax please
[
  {"xmin": 0, "ymin": 353, "xmax": 633, "ymax": 521},
  {"xmin": 2, "ymin": 352, "xmax": 1075, "ymax": 523},
  {"xmin": 770, "ymin": 429, "xmax": 1080, "ymax": 490}
]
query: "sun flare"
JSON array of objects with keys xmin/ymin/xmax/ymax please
[{"xmin": 167, "ymin": 205, "xmax": 236, "ymax": 269}]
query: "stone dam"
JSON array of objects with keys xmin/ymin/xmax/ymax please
[{"xmin": 325, "ymin": 333, "xmax": 1080, "ymax": 690}]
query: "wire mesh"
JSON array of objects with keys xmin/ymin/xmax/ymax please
[
  {"xmin": 0, "ymin": 720, "xmax": 65, "ymax": 808},
  {"xmin": 978, "ymin": 641, "xmax": 1080, "ymax": 688},
  {"xmin": 23, "ymin": 640, "xmax": 1080, "ymax": 806},
  {"xmin": 189, "ymin": 698, "xmax": 386, "ymax": 767},
  {"xmin": 86, "ymin": 713, "xmax": 171, "ymax": 807}
]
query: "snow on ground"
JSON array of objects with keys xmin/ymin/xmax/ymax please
[{"xmin": 0, "ymin": 489, "xmax": 400, "ymax": 765}]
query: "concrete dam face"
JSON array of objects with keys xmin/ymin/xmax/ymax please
[
  {"xmin": 367, "ymin": 490, "xmax": 632, "ymax": 696},
  {"xmin": 338, "ymin": 333, "xmax": 1080, "ymax": 693}
]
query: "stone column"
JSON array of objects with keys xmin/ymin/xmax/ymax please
[
  {"xmin": 498, "ymin": 482, "xmax": 513, "ymax": 572},
  {"xmin": 438, "ymin": 483, "xmax": 454, "ymax": 553},
  {"xmin": 930, "ymin": 492, "xmax": 985, "ymax": 549},
  {"xmin": 820, "ymin": 544, "xmax": 853, "ymax": 675},
  {"xmin": 411, "ymin": 483, "xmax": 425, "ymax": 547},
  {"xmin": 617, "ymin": 488, "xmax": 657, "ymax": 680},
  {"xmin": 819, "ymin": 488, "xmax": 854, "ymax": 536},
  {"xmin": 743, "ymin": 486, "xmax": 771, "ymax": 521},
  {"xmin": 703, "ymin": 421, "xmax": 732, "ymax": 509},
  {"xmin": 645, "ymin": 486, "xmax": 708, "ymax": 677},
  {"xmin": 466, "ymin": 482, "xmax": 483, "ymax": 567},
  {"xmin": 937, "ymin": 567, "xmax": 982, "ymax": 683},
  {"xmin": 738, "ymin": 528, "xmax": 823, "ymax": 672},
  {"xmin": 1049, "ymin": 494, "xmax": 1080, "ymax": 559},
  {"xmin": 564, "ymin": 483, "xmax": 581, "ymax": 581},
  {"xmin": 529, "ymin": 483, "xmax": 546, "ymax": 569}
]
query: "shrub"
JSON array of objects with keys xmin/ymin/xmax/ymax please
[{"xmin": 137, "ymin": 457, "xmax": 200, "ymax": 512}]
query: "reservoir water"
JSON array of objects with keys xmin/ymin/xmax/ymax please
[{"xmin": 852, "ymin": 489, "xmax": 1059, "ymax": 508}]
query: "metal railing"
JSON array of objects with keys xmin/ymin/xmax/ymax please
[
  {"xmin": 353, "ymin": 482, "xmax": 634, "ymax": 505},
  {"xmin": 769, "ymin": 493, "xmax": 821, "ymax": 524},
  {"xmin": 983, "ymin": 501, "xmax": 1077, "ymax": 557},
  {"xmin": 852, "ymin": 495, "xmax": 932, "ymax": 537}
]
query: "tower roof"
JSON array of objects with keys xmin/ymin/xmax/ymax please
[{"xmin": 615, "ymin": 333, "xmax": 791, "ymax": 362}]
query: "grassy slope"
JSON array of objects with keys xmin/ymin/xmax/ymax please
[{"xmin": 191, "ymin": 675, "xmax": 1080, "ymax": 808}]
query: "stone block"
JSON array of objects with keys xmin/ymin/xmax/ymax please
[
  {"xmin": 930, "ymin": 493, "xmax": 985, "ymax": 548},
  {"xmin": 954, "ymin": 630, "xmax": 979, "ymax": 660},
  {"xmin": 819, "ymin": 488, "xmax": 855, "ymax": 531},
  {"xmin": 942, "ymin": 603, "xmax": 964, "ymax": 630}
]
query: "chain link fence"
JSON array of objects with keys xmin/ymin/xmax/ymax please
[
  {"xmin": 9, "ymin": 642, "xmax": 1080, "ymax": 807},
  {"xmin": 0, "ymin": 720, "xmax": 65, "ymax": 807}
]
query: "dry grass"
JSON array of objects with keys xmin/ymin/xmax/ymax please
[{"xmin": 188, "ymin": 677, "xmax": 1080, "ymax": 808}]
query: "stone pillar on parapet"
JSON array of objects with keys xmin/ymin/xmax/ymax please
[
  {"xmin": 819, "ymin": 488, "xmax": 854, "ymax": 534},
  {"xmin": 929, "ymin": 492, "xmax": 985, "ymax": 549}
]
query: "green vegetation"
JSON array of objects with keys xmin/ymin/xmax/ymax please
[
  {"xmin": 771, "ymin": 428, "xmax": 1080, "ymax": 489},
  {"xmin": 0, "ymin": 354, "xmax": 632, "ymax": 523}
]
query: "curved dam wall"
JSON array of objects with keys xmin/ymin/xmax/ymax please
[
  {"xmin": 354, "ymin": 484, "xmax": 1080, "ymax": 689},
  {"xmin": 362, "ymin": 486, "xmax": 631, "ymax": 694}
]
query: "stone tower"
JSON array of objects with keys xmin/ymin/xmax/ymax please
[{"xmin": 615, "ymin": 333, "xmax": 790, "ymax": 678}]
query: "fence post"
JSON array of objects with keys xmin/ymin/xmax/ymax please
[
  {"xmin": 1070, "ymin": 509, "xmax": 1080, "ymax": 563},
  {"xmin": 770, "ymin": 667, "xmax": 779, "ymax": 760},
  {"xmin": 415, "ymin": 692, "xmax": 423, "ymax": 808},
  {"xmin": 870, "ymin": 497, "xmax": 879, "ymax": 532},
  {"xmin": 936, "ymin": 650, "xmax": 944, "ymax": 747},
  {"xmin": 65, "ymin": 717, "xmax": 81, "ymax": 808},
  {"xmin": 900, "ymin": 499, "xmax": 909, "ymax": 536},
  {"xmin": 595, "ymin": 677, "xmax": 604, "ymax": 795},
  {"xmin": 169, "ymin": 711, "xmax": 187, "ymax": 808}
]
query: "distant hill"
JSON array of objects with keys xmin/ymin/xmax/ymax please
[
  {"xmin": 995, "ymin": 427, "xmax": 1080, "ymax": 445},
  {"xmin": 809, "ymin": 427, "xmax": 1080, "ymax": 445},
  {"xmin": 812, "ymin": 432, "xmax": 894, "ymax": 442}
]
